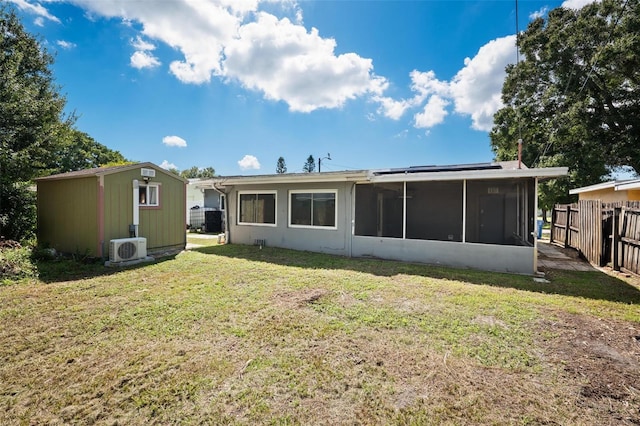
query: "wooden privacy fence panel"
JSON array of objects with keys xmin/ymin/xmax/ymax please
[
  {"xmin": 551, "ymin": 201, "xmax": 640, "ymax": 273},
  {"xmin": 551, "ymin": 205, "xmax": 569, "ymax": 244},
  {"xmin": 577, "ymin": 200, "xmax": 603, "ymax": 265},
  {"xmin": 551, "ymin": 204, "xmax": 580, "ymax": 248},
  {"xmin": 614, "ymin": 207, "xmax": 640, "ymax": 275}
]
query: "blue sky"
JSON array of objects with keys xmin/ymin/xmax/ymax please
[{"xmin": 11, "ymin": 0, "xmax": 593, "ymax": 175}]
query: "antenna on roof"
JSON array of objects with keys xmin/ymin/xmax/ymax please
[{"xmin": 318, "ymin": 153, "xmax": 331, "ymax": 173}]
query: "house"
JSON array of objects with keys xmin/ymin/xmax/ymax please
[
  {"xmin": 186, "ymin": 179, "xmax": 225, "ymax": 231},
  {"xmin": 36, "ymin": 162, "xmax": 187, "ymax": 259},
  {"xmin": 569, "ymin": 179, "xmax": 640, "ymax": 203},
  {"xmin": 205, "ymin": 162, "xmax": 567, "ymax": 274}
]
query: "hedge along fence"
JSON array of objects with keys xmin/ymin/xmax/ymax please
[{"xmin": 551, "ymin": 200, "xmax": 640, "ymax": 274}]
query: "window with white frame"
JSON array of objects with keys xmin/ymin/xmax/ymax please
[
  {"xmin": 139, "ymin": 184, "xmax": 159, "ymax": 207},
  {"xmin": 238, "ymin": 191, "xmax": 276, "ymax": 225},
  {"xmin": 289, "ymin": 190, "xmax": 337, "ymax": 229}
]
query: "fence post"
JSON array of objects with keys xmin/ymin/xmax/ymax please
[
  {"xmin": 564, "ymin": 204, "xmax": 571, "ymax": 248},
  {"xmin": 612, "ymin": 207, "xmax": 621, "ymax": 271},
  {"xmin": 550, "ymin": 206, "xmax": 556, "ymax": 244}
]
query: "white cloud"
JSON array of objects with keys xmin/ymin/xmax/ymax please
[
  {"xmin": 34, "ymin": 16, "xmax": 44, "ymax": 27},
  {"xmin": 394, "ymin": 129, "xmax": 408, "ymax": 139},
  {"xmin": 131, "ymin": 51, "xmax": 161, "ymax": 69},
  {"xmin": 162, "ymin": 135, "xmax": 187, "ymax": 148},
  {"xmin": 374, "ymin": 35, "xmax": 515, "ymax": 132},
  {"xmin": 414, "ymin": 95, "xmax": 449, "ymax": 129},
  {"xmin": 561, "ymin": 0, "xmax": 600, "ymax": 9},
  {"xmin": 238, "ymin": 155, "xmax": 261, "ymax": 170},
  {"xmin": 56, "ymin": 40, "xmax": 77, "ymax": 50},
  {"xmin": 375, "ymin": 70, "xmax": 448, "ymax": 121},
  {"xmin": 449, "ymin": 35, "xmax": 516, "ymax": 131},
  {"xmin": 529, "ymin": 7, "xmax": 548, "ymax": 20},
  {"xmin": 24, "ymin": 0, "xmax": 384, "ymax": 112},
  {"xmin": 223, "ymin": 12, "xmax": 386, "ymax": 112},
  {"xmin": 160, "ymin": 160, "xmax": 178, "ymax": 170},
  {"xmin": 8, "ymin": 0, "xmax": 60, "ymax": 23},
  {"xmin": 131, "ymin": 36, "xmax": 155, "ymax": 52}
]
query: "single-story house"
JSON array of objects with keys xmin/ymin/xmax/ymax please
[
  {"xmin": 36, "ymin": 162, "xmax": 187, "ymax": 259},
  {"xmin": 569, "ymin": 179, "xmax": 640, "ymax": 203},
  {"xmin": 204, "ymin": 161, "xmax": 567, "ymax": 274}
]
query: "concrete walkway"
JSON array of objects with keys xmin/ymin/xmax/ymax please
[
  {"xmin": 186, "ymin": 232, "xmax": 222, "ymax": 249},
  {"xmin": 537, "ymin": 240, "xmax": 595, "ymax": 271}
]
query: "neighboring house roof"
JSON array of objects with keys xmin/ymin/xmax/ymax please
[
  {"xmin": 208, "ymin": 162, "xmax": 567, "ymax": 187},
  {"xmin": 35, "ymin": 162, "xmax": 188, "ymax": 183},
  {"xmin": 569, "ymin": 179, "xmax": 640, "ymax": 195},
  {"xmin": 613, "ymin": 179, "xmax": 640, "ymax": 191}
]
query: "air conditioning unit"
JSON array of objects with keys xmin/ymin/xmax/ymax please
[{"xmin": 109, "ymin": 237, "xmax": 147, "ymax": 262}]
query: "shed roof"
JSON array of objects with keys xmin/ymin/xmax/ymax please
[{"xmin": 36, "ymin": 162, "xmax": 188, "ymax": 183}]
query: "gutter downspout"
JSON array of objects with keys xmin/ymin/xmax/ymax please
[
  {"xmin": 132, "ymin": 179, "xmax": 139, "ymax": 237},
  {"xmin": 213, "ymin": 183, "xmax": 230, "ymax": 244}
]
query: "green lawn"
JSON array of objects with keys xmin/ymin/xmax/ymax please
[{"xmin": 1, "ymin": 245, "xmax": 639, "ymax": 424}]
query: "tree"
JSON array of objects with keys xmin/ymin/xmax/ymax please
[
  {"xmin": 276, "ymin": 157, "xmax": 287, "ymax": 174},
  {"xmin": 53, "ymin": 127, "xmax": 126, "ymax": 174},
  {"xmin": 302, "ymin": 155, "xmax": 315, "ymax": 173},
  {"xmin": 180, "ymin": 166, "xmax": 216, "ymax": 179},
  {"xmin": 0, "ymin": 7, "xmax": 127, "ymax": 241},
  {"xmin": 1, "ymin": 6, "xmax": 69, "ymax": 240},
  {"xmin": 490, "ymin": 0, "xmax": 640, "ymax": 212}
]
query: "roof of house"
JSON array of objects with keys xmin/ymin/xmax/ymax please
[
  {"xmin": 36, "ymin": 162, "xmax": 188, "ymax": 183},
  {"xmin": 569, "ymin": 179, "xmax": 640, "ymax": 195},
  {"xmin": 206, "ymin": 161, "xmax": 567, "ymax": 187}
]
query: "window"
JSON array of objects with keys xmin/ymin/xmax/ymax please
[
  {"xmin": 289, "ymin": 190, "xmax": 337, "ymax": 229},
  {"xmin": 139, "ymin": 184, "xmax": 159, "ymax": 207},
  {"xmin": 238, "ymin": 191, "xmax": 276, "ymax": 226}
]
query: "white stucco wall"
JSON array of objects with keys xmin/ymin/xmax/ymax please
[{"xmin": 224, "ymin": 177, "xmax": 538, "ymax": 274}]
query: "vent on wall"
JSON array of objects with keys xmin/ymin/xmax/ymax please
[{"xmin": 110, "ymin": 237, "xmax": 147, "ymax": 262}]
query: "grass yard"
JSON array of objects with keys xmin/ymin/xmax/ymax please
[{"xmin": 1, "ymin": 244, "xmax": 639, "ymax": 424}]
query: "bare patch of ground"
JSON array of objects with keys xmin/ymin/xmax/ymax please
[{"xmin": 538, "ymin": 311, "xmax": 640, "ymax": 424}]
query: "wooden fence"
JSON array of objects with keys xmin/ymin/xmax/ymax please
[{"xmin": 551, "ymin": 200, "xmax": 640, "ymax": 274}]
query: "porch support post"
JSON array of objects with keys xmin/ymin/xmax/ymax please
[
  {"xmin": 402, "ymin": 180, "xmax": 407, "ymax": 239},
  {"xmin": 462, "ymin": 179, "xmax": 467, "ymax": 243},
  {"xmin": 533, "ymin": 177, "xmax": 539, "ymax": 274}
]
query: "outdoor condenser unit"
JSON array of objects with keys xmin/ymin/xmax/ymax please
[{"xmin": 109, "ymin": 237, "xmax": 147, "ymax": 262}]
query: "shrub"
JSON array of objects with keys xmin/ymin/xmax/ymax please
[{"xmin": 0, "ymin": 244, "xmax": 38, "ymax": 284}]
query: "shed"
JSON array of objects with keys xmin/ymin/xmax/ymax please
[
  {"xmin": 204, "ymin": 161, "xmax": 567, "ymax": 275},
  {"xmin": 569, "ymin": 179, "xmax": 640, "ymax": 203},
  {"xmin": 36, "ymin": 162, "xmax": 187, "ymax": 259}
]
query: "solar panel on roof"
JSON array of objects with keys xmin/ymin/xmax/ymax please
[{"xmin": 373, "ymin": 163, "xmax": 501, "ymax": 176}]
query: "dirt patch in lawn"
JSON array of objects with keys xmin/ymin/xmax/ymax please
[{"xmin": 537, "ymin": 311, "xmax": 640, "ymax": 424}]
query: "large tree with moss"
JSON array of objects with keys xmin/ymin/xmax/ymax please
[{"xmin": 490, "ymin": 0, "xmax": 639, "ymax": 212}]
